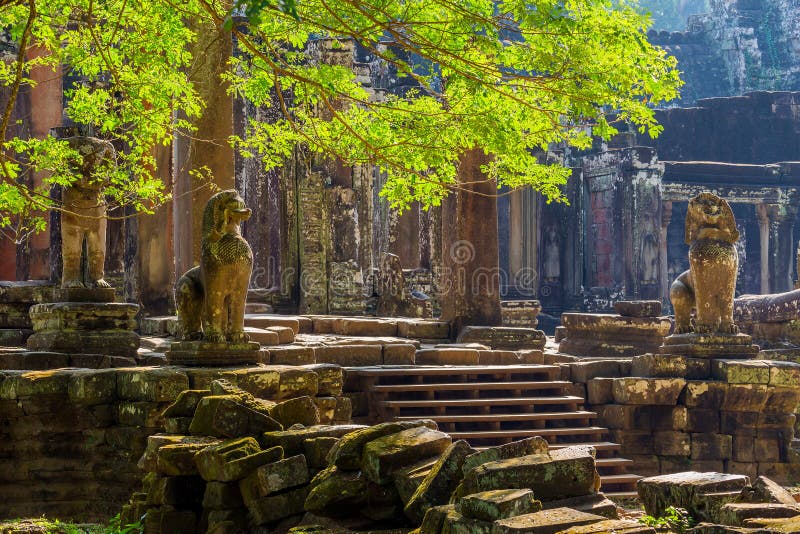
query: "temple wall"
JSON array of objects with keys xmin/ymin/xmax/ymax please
[{"xmin": 0, "ymin": 365, "xmax": 349, "ymax": 521}]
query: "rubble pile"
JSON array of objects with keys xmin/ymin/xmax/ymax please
[
  {"xmin": 638, "ymin": 471, "xmax": 800, "ymax": 532},
  {"xmin": 120, "ymin": 381, "xmax": 656, "ymax": 533}
]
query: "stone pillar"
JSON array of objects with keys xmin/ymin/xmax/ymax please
[
  {"xmin": 173, "ymin": 19, "xmax": 234, "ymax": 276},
  {"xmin": 757, "ymin": 203, "xmax": 770, "ymax": 294},
  {"xmin": 440, "ymin": 150, "xmax": 502, "ymax": 334},
  {"xmin": 660, "ymin": 201, "xmax": 673, "ymax": 302},
  {"xmin": 768, "ymin": 203, "xmax": 796, "ymax": 294},
  {"xmin": 508, "ymin": 189, "xmax": 523, "ymax": 277},
  {"xmin": 26, "ymin": 45, "xmax": 63, "ymax": 279},
  {"xmin": 388, "ymin": 204, "xmax": 420, "ymax": 269}
]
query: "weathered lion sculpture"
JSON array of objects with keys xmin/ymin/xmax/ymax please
[
  {"xmin": 670, "ymin": 192, "xmax": 740, "ymax": 334},
  {"xmin": 175, "ymin": 190, "xmax": 253, "ymax": 343}
]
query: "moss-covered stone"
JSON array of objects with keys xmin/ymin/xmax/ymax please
[
  {"xmin": 194, "ymin": 437, "xmax": 283, "ymax": 482},
  {"xmin": 260, "ymin": 424, "xmax": 366, "ymax": 457},
  {"xmin": 362, "ymin": 426, "xmax": 452, "ymax": 485},
  {"xmin": 404, "ymin": 440, "xmax": 473, "ymax": 522},
  {"xmin": 239, "ymin": 454, "xmax": 309, "ymax": 504},
  {"xmin": 189, "ymin": 395, "xmax": 282, "ymax": 438},
  {"xmin": 269, "ymin": 395, "xmax": 320, "ymax": 428},
  {"xmin": 455, "ymin": 447, "xmax": 598, "ymax": 502},
  {"xmin": 327, "ymin": 419, "xmax": 438, "ymax": 470},
  {"xmin": 303, "ymin": 436, "xmax": 340, "ymax": 469},
  {"xmin": 394, "ymin": 457, "xmax": 438, "ymax": 504},
  {"xmin": 117, "ymin": 367, "xmax": 189, "ymax": 402},
  {"xmin": 458, "ymin": 489, "xmax": 540, "ymax": 522},
  {"xmin": 245, "ymin": 485, "xmax": 310, "ymax": 526},
  {"xmin": 304, "ymin": 465, "xmax": 368, "ymax": 516},
  {"xmin": 419, "ymin": 504, "xmax": 454, "ymax": 534},
  {"xmin": 492, "ymin": 507, "xmax": 606, "ymax": 533},
  {"xmin": 156, "ymin": 442, "xmax": 210, "ymax": 476},
  {"xmin": 162, "ymin": 389, "xmax": 211, "ymax": 418},
  {"xmin": 461, "ymin": 437, "xmax": 548, "ymax": 476},
  {"xmin": 203, "ymin": 481, "xmax": 245, "ymax": 510}
]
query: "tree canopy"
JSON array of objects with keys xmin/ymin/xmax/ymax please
[{"xmin": 0, "ymin": 0, "xmax": 681, "ymax": 240}]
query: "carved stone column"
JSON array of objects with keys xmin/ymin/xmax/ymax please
[
  {"xmin": 660, "ymin": 201, "xmax": 673, "ymax": 302},
  {"xmin": 768, "ymin": 203, "xmax": 797, "ymax": 294},
  {"xmin": 757, "ymin": 203, "xmax": 770, "ymax": 294}
]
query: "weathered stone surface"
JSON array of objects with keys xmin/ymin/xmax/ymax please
[
  {"xmin": 404, "ymin": 440, "xmax": 473, "ymax": 522},
  {"xmin": 397, "ymin": 320, "xmax": 450, "ymax": 340},
  {"xmin": 268, "ymin": 345, "xmax": 315, "ymax": 365},
  {"xmin": 138, "ymin": 434, "xmax": 220, "ymax": 472},
  {"xmin": 362, "ymin": 426, "xmax": 452, "ymax": 485},
  {"xmin": 261, "ymin": 425, "xmax": 367, "ymax": 457},
  {"xmin": 418, "ymin": 504, "xmax": 453, "ymax": 534},
  {"xmin": 147, "ymin": 475, "xmax": 205, "ymax": 506},
  {"xmin": 382, "ymin": 343, "xmax": 416, "ymax": 365},
  {"xmin": 712, "ymin": 360, "xmax": 770, "ymax": 384},
  {"xmin": 156, "ymin": 442, "xmax": 209, "ymax": 476},
  {"xmin": 162, "ymin": 389, "xmax": 211, "ymax": 418},
  {"xmin": 393, "ymin": 457, "xmax": 438, "ymax": 504},
  {"xmin": 67, "ymin": 369, "xmax": 118, "ymax": 405},
  {"xmin": 722, "ymin": 384, "xmax": 770, "ymax": 412},
  {"xmin": 189, "ymin": 395, "xmax": 282, "ymax": 438},
  {"xmin": 328, "ymin": 419, "xmax": 438, "ymax": 470},
  {"xmin": 304, "ymin": 465, "xmax": 367, "ymax": 516},
  {"xmin": 744, "ymin": 476, "xmax": 798, "ymax": 506},
  {"xmin": 612, "ymin": 378, "xmax": 686, "ymax": 405},
  {"xmin": 614, "ymin": 300, "xmax": 662, "ymax": 318},
  {"xmin": 440, "ymin": 508, "xmax": 493, "ymax": 533},
  {"xmin": 660, "ymin": 333, "xmax": 759, "ymax": 359},
  {"xmin": 239, "ymin": 454, "xmax": 309, "ymax": 503},
  {"xmin": 541, "ymin": 493, "xmax": 618, "ymax": 519},
  {"xmin": 462, "ymin": 437, "xmax": 549, "ymax": 476},
  {"xmin": 560, "ymin": 313, "xmax": 671, "ymax": 357},
  {"xmin": 683, "ymin": 381, "xmax": 727, "ymax": 408},
  {"xmin": 718, "ymin": 502, "xmax": 800, "ymax": 527},
  {"xmin": 303, "ymin": 437, "xmax": 340, "ymax": 469},
  {"xmin": 313, "ymin": 344, "xmax": 383, "ymax": 366},
  {"xmin": 492, "ymin": 507, "xmax": 606, "ymax": 534},
  {"xmin": 203, "ymin": 481, "xmax": 244, "ymax": 510},
  {"xmin": 457, "ymin": 326, "xmax": 546, "ymax": 350},
  {"xmin": 637, "ymin": 472, "xmax": 750, "ymax": 520},
  {"xmin": 458, "ymin": 489, "xmax": 540, "ymax": 522},
  {"xmin": 415, "ymin": 348, "xmax": 480, "ymax": 365},
  {"xmin": 194, "ymin": 438, "xmax": 283, "ymax": 482},
  {"xmin": 457, "ymin": 447, "xmax": 598, "ymax": 502},
  {"xmin": 117, "ymin": 367, "xmax": 189, "ymax": 402},
  {"xmin": 165, "ymin": 340, "xmax": 261, "ymax": 366},
  {"xmin": 246, "ymin": 485, "xmax": 309, "ymax": 526},
  {"xmin": 302, "ymin": 364, "xmax": 343, "ymax": 396},
  {"xmin": 691, "ymin": 433, "xmax": 732, "ymax": 461},
  {"xmin": 768, "ymin": 361, "xmax": 800, "ymax": 387},
  {"xmin": 244, "ymin": 327, "xmax": 281, "ymax": 346},
  {"xmin": 268, "ymin": 395, "xmax": 320, "ymax": 428},
  {"xmin": 558, "ymin": 519, "xmax": 656, "ymax": 533},
  {"xmin": 143, "ymin": 507, "xmax": 197, "ymax": 533}
]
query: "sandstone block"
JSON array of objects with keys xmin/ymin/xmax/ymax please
[
  {"xmin": 156, "ymin": 442, "xmax": 209, "ymax": 476},
  {"xmin": 245, "ymin": 486, "xmax": 308, "ymax": 526},
  {"xmin": 162, "ymin": 389, "xmax": 211, "ymax": 418},
  {"xmin": 239, "ymin": 454, "xmax": 309, "ymax": 503},
  {"xmin": 244, "ymin": 315, "xmax": 300, "ymax": 335},
  {"xmin": 268, "ymin": 395, "xmax": 320, "ymax": 428},
  {"xmin": 458, "ymin": 489, "xmax": 540, "ymax": 522},
  {"xmin": 682, "ymin": 381, "xmax": 727, "ymax": 408},
  {"xmin": 244, "ymin": 327, "xmax": 280, "ymax": 345},
  {"xmin": 382, "ymin": 343, "xmax": 416, "ymax": 365},
  {"xmin": 418, "ymin": 504, "xmax": 453, "ymax": 534},
  {"xmin": 327, "ymin": 419, "xmax": 438, "ymax": 470},
  {"xmin": 67, "ymin": 369, "xmax": 118, "ymax": 405},
  {"xmin": 415, "ymin": 348, "xmax": 479, "ymax": 365},
  {"xmin": 462, "ymin": 437, "xmax": 549, "ymax": 476},
  {"xmin": 653, "ymin": 431, "xmax": 691, "ymax": 456},
  {"xmin": 314, "ymin": 344, "xmax": 383, "ymax": 366},
  {"xmin": 587, "ymin": 378, "xmax": 614, "ymax": 404},
  {"xmin": 260, "ymin": 424, "xmax": 366, "ymax": 457},
  {"xmin": 117, "ymin": 367, "xmax": 189, "ymax": 402},
  {"xmin": 541, "ymin": 493, "xmax": 618, "ymax": 519},
  {"xmin": 404, "ymin": 440, "xmax": 473, "ymax": 522},
  {"xmin": 118, "ymin": 401, "xmax": 167, "ymax": 428},
  {"xmin": 764, "ymin": 387, "xmax": 800, "ymax": 414},
  {"xmin": 304, "ymin": 465, "xmax": 367, "ymax": 516},
  {"xmin": 457, "ymin": 447, "xmax": 598, "ymax": 502},
  {"xmin": 570, "ymin": 360, "xmax": 624, "ymax": 382},
  {"xmin": 720, "ymin": 411, "xmax": 758, "ymax": 436},
  {"xmin": 393, "ymin": 457, "xmax": 438, "ymax": 504},
  {"xmin": 195, "ymin": 438, "xmax": 283, "ymax": 482},
  {"xmin": 188, "ymin": 395, "xmax": 282, "ymax": 438},
  {"xmin": 691, "ymin": 433, "xmax": 732, "ymax": 461},
  {"xmin": 712, "ymin": 360, "xmax": 770, "ymax": 384},
  {"xmin": 768, "ymin": 361, "xmax": 800, "ymax": 386},
  {"xmin": 337, "ymin": 318, "xmax": 398, "ymax": 337},
  {"xmin": 558, "ymin": 519, "xmax": 656, "ymax": 533},
  {"xmin": 440, "ymin": 508, "xmax": 493, "ymax": 533},
  {"xmin": 743, "ymin": 476, "xmax": 798, "ymax": 506},
  {"xmin": 651, "ymin": 406, "xmax": 688, "ymax": 431},
  {"xmin": 492, "ymin": 507, "xmax": 606, "ymax": 534},
  {"xmin": 301, "ymin": 364, "xmax": 343, "ymax": 396},
  {"xmin": 303, "ymin": 437, "xmax": 340, "ymax": 469},
  {"xmin": 397, "ymin": 320, "xmax": 450, "ymax": 340},
  {"xmin": 143, "ymin": 507, "xmax": 197, "ymax": 534},
  {"xmin": 268, "ymin": 345, "xmax": 315, "ymax": 365},
  {"xmin": 612, "ymin": 377, "xmax": 685, "ymax": 405},
  {"xmin": 718, "ymin": 502, "xmax": 800, "ymax": 527},
  {"xmin": 457, "ymin": 326, "xmax": 546, "ymax": 350},
  {"xmin": 637, "ymin": 471, "xmax": 750, "ymax": 519},
  {"xmin": 732, "ymin": 436, "xmax": 756, "ymax": 462},
  {"xmin": 138, "ymin": 434, "xmax": 219, "ymax": 472},
  {"xmin": 203, "ymin": 481, "xmax": 244, "ymax": 510},
  {"xmin": 362, "ymin": 426, "xmax": 452, "ymax": 485},
  {"xmin": 147, "ymin": 475, "xmax": 204, "ymax": 507},
  {"xmin": 266, "ymin": 325, "xmax": 295, "ymax": 344},
  {"xmin": 722, "ymin": 384, "xmax": 770, "ymax": 412}
]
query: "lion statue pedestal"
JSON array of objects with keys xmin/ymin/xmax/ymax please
[
  {"xmin": 659, "ymin": 192, "xmax": 759, "ymax": 361},
  {"xmin": 166, "ymin": 190, "xmax": 260, "ymax": 366}
]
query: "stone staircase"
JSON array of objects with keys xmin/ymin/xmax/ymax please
[{"xmin": 345, "ymin": 364, "xmax": 641, "ymax": 496}]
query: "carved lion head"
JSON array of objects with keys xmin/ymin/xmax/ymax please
[
  {"xmin": 202, "ymin": 189, "xmax": 252, "ymax": 244},
  {"xmin": 685, "ymin": 192, "xmax": 739, "ymax": 244}
]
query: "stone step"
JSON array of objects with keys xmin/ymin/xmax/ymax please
[
  {"xmin": 394, "ymin": 411, "xmax": 597, "ymax": 423},
  {"xmin": 351, "ymin": 364, "xmax": 561, "ymax": 377},
  {"xmin": 381, "ymin": 396, "xmax": 584, "ymax": 409},
  {"xmin": 549, "ymin": 442, "xmax": 622, "ymax": 453},
  {"xmin": 594, "ymin": 457, "xmax": 634, "ymax": 468},
  {"xmin": 372, "ymin": 380, "xmax": 571, "ymax": 393},
  {"xmin": 447, "ymin": 426, "xmax": 608, "ymax": 440}
]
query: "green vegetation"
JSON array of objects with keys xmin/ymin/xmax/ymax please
[
  {"xmin": 0, "ymin": 514, "xmax": 142, "ymax": 533},
  {"xmin": 0, "ymin": 0, "xmax": 681, "ymax": 239},
  {"xmin": 638, "ymin": 506, "xmax": 697, "ymax": 533}
]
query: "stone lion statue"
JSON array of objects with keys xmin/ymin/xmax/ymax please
[
  {"xmin": 175, "ymin": 190, "xmax": 253, "ymax": 343},
  {"xmin": 670, "ymin": 192, "xmax": 740, "ymax": 334},
  {"xmin": 60, "ymin": 134, "xmax": 116, "ymax": 289}
]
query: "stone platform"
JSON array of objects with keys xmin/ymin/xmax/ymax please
[
  {"xmin": 559, "ymin": 313, "xmax": 672, "ymax": 358},
  {"xmin": 165, "ymin": 340, "xmax": 261, "ymax": 366},
  {"xmin": 659, "ymin": 332, "xmax": 760, "ymax": 359},
  {"xmin": 456, "ymin": 326, "xmax": 546, "ymax": 350},
  {"xmin": 27, "ymin": 301, "xmax": 140, "ymax": 357},
  {"xmin": 0, "ymin": 281, "xmax": 56, "ymax": 347}
]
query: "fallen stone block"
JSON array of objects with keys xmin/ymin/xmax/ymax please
[
  {"xmin": 458, "ymin": 489, "xmax": 540, "ymax": 522},
  {"xmin": 302, "ymin": 364, "xmax": 343, "ymax": 396},
  {"xmin": 138, "ymin": 434, "xmax": 220, "ymax": 472},
  {"xmin": 162, "ymin": 389, "xmax": 211, "ymax": 418},
  {"xmin": 394, "ymin": 457, "xmax": 439, "ymax": 504},
  {"xmin": 362, "ymin": 426, "xmax": 452, "ymax": 485},
  {"xmin": 239, "ymin": 454, "xmax": 309, "ymax": 506},
  {"xmin": 743, "ymin": 476, "xmax": 798, "ymax": 506},
  {"xmin": 188, "ymin": 395, "xmax": 282, "ymax": 438},
  {"xmin": 269, "ymin": 395, "xmax": 320, "ymax": 428},
  {"xmin": 304, "ymin": 437, "xmax": 340, "ymax": 469},
  {"xmin": 327, "ymin": 419, "xmax": 438, "ymax": 470},
  {"xmin": 462, "ymin": 437, "xmax": 549, "ymax": 476},
  {"xmin": 457, "ymin": 447, "xmax": 599, "ymax": 502},
  {"xmin": 558, "ymin": 519, "xmax": 656, "ymax": 533},
  {"xmin": 203, "ymin": 481, "xmax": 244, "ymax": 510},
  {"xmin": 147, "ymin": 475, "xmax": 205, "ymax": 507},
  {"xmin": 492, "ymin": 507, "xmax": 606, "ymax": 534},
  {"xmin": 440, "ymin": 507, "xmax": 493, "ymax": 533},
  {"xmin": 260, "ymin": 424, "xmax": 367, "ymax": 457},
  {"xmin": 542, "ymin": 493, "xmax": 618, "ymax": 519},
  {"xmin": 156, "ymin": 442, "xmax": 210, "ymax": 476},
  {"xmin": 304, "ymin": 465, "xmax": 368, "ymax": 516},
  {"xmin": 404, "ymin": 440, "xmax": 473, "ymax": 522},
  {"xmin": 246, "ymin": 486, "xmax": 309, "ymax": 526},
  {"xmin": 143, "ymin": 506, "xmax": 197, "ymax": 534},
  {"xmin": 416, "ymin": 504, "xmax": 453, "ymax": 533},
  {"xmin": 194, "ymin": 437, "xmax": 283, "ymax": 482},
  {"xmin": 718, "ymin": 502, "xmax": 800, "ymax": 527},
  {"xmin": 637, "ymin": 471, "xmax": 750, "ymax": 520}
]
